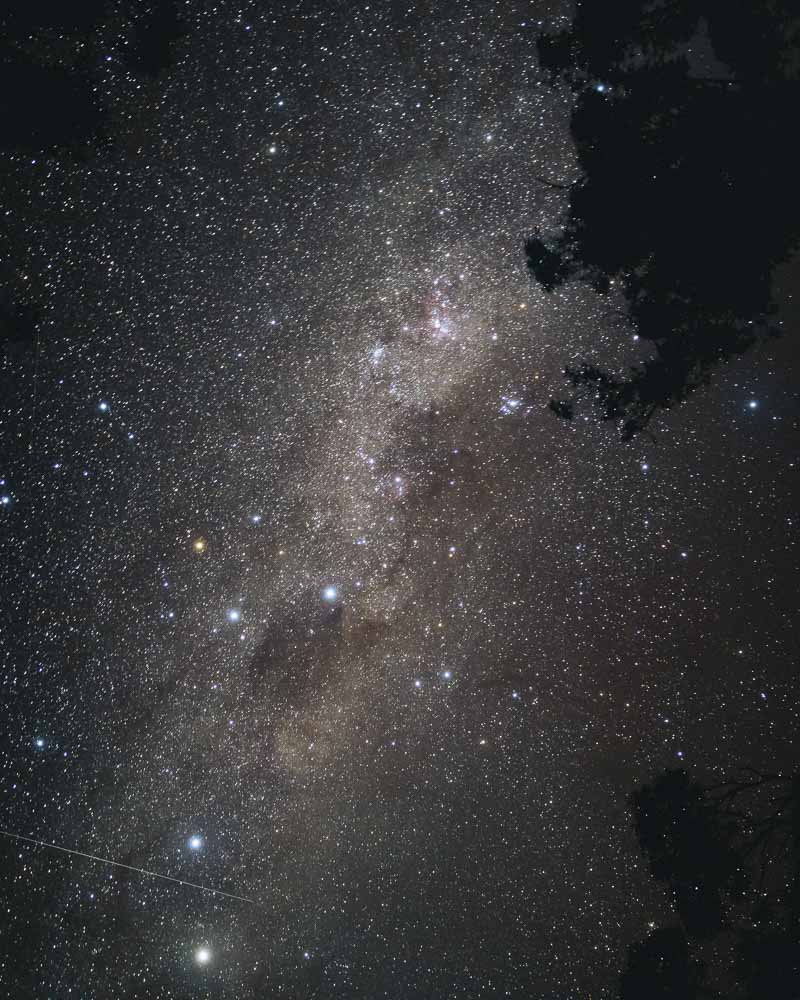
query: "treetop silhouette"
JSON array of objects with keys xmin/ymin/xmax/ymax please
[{"xmin": 529, "ymin": 2, "xmax": 800, "ymax": 438}]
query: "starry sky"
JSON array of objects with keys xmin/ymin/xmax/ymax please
[{"xmin": 0, "ymin": 2, "xmax": 797, "ymax": 997}]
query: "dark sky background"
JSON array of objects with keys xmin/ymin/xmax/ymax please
[{"xmin": 0, "ymin": 2, "xmax": 797, "ymax": 997}]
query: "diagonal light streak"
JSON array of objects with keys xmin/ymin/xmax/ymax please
[{"xmin": 0, "ymin": 828, "xmax": 255, "ymax": 904}]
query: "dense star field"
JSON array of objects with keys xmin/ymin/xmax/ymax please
[{"xmin": 0, "ymin": 3, "xmax": 797, "ymax": 997}]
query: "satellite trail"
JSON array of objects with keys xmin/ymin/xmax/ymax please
[{"xmin": 0, "ymin": 829, "xmax": 255, "ymax": 904}]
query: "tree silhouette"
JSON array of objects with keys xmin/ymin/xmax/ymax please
[
  {"xmin": 0, "ymin": 1, "xmax": 186, "ymax": 156},
  {"xmin": 619, "ymin": 768, "xmax": 800, "ymax": 997},
  {"xmin": 618, "ymin": 926, "xmax": 707, "ymax": 1000},
  {"xmin": 736, "ymin": 919, "xmax": 800, "ymax": 1000},
  {"xmin": 529, "ymin": 3, "xmax": 800, "ymax": 438},
  {"xmin": 632, "ymin": 769, "xmax": 747, "ymax": 939}
]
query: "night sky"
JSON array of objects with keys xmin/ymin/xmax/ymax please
[{"xmin": 0, "ymin": 3, "xmax": 797, "ymax": 997}]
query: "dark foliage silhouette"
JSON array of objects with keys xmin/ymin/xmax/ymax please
[
  {"xmin": 619, "ymin": 768, "xmax": 800, "ymax": 997},
  {"xmin": 618, "ymin": 926, "xmax": 705, "ymax": 1000},
  {"xmin": 632, "ymin": 769, "xmax": 747, "ymax": 939},
  {"xmin": 0, "ymin": 0, "xmax": 185, "ymax": 156},
  {"xmin": 529, "ymin": 3, "xmax": 800, "ymax": 438}
]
